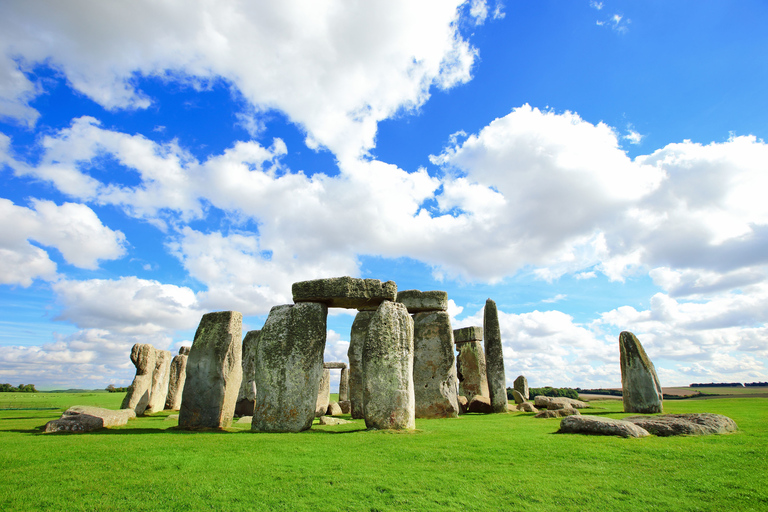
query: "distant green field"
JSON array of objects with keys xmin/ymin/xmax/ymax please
[{"xmin": 1, "ymin": 393, "xmax": 766, "ymax": 511}]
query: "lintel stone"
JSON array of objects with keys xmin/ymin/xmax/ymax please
[
  {"xmin": 292, "ymin": 276, "xmax": 397, "ymax": 309},
  {"xmin": 396, "ymin": 290, "xmax": 448, "ymax": 313},
  {"xmin": 454, "ymin": 326, "xmax": 483, "ymax": 344},
  {"xmin": 323, "ymin": 362, "xmax": 347, "ymax": 369}
]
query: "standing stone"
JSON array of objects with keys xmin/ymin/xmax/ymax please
[
  {"xmin": 454, "ymin": 326, "xmax": 489, "ymax": 400},
  {"xmin": 179, "ymin": 311, "xmax": 243, "ymax": 429},
  {"xmin": 484, "ymin": 299, "xmax": 508, "ymax": 413},
  {"xmin": 236, "ymin": 330, "xmax": 260, "ymax": 416},
  {"xmin": 164, "ymin": 351, "xmax": 188, "ymax": 411},
  {"xmin": 512, "ymin": 389, "xmax": 526, "ymax": 405},
  {"xmin": 513, "ymin": 375, "xmax": 529, "ymax": 400},
  {"xmin": 252, "ymin": 303, "xmax": 328, "ymax": 432},
  {"xmin": 316, "ymin": 368, "xmax": 331, "ymax": 417},
  {"xmin": 339, "ymin": 367, "xmax": 350, "ymax": 402},
  {"xmin": 348, "ymin": 310, "xmax": 375, "ymax": 419},
  {"xmin": 363, "ymin": 301, "xmax": 415, "ymax": 430},
  {"xmin": 121, "ymin": 343, "xmax": 157, "ymax": 415},
  {"xmin": 413, "ymin": 311, "xmax": 459, "ymax": 418},
  {"xmin": 145, "ymin": 349, "xmax": 172, "ymax": 414},
  {"xmin": 620, "ymin": 331, "xmax": 663, "ymax": 414}
]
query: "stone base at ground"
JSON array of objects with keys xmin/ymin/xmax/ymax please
[
  {"xmin": 44, "ymin": 406, "xmax": 135, "ymax": 433},
  {"xmin": 517, "ymin": 402, "xmax": 538, "ymax": 413},
  {"xmin": 534, "ymin": 396, "xmax": 589, "ymax": 409},
  {"xmin": 625, "ymin": 413, "xmax": 738, "ymax": 436},
  {"xmin": 339, "ymin": 400, "xmax": 351, "ymax": 414},
  {"xmin": 535, "ymin": 408, "xmax": 579, "ymax": 418},
  {"xmin": 467, "ymin": 395, "xmax": 495, "ymax": 414},
  {"xmin": 318, "ymin": 416, "xmax": 352, "ymax": 426},
  {"xmin": 457, "ymin": 395, "xmax": 468, "ymax": 414},
  {"xmin": 557, "ymin": 415, "xmax": 650, "ymax": 437},
  {"xmin": 327, "ymin": 402, "xmax": 342, "ymax": 416},
  {"xmin": 413, "ymin": 311, "xmax": 459, "ymax": 418}
]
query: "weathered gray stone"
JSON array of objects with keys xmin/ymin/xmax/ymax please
[
  {"xmin": 513, "ymin": 375, "xmax": 529, "ymax": 400},
  {"xmin": 326, "ymin": 402, "xmax": 343, "ymax": 416},
  {"xmin": 179, "ymin": 311, "xmax": 243, "ymax": 430},
  {"xmin": 236, "ymin": 416, "xmax": 253, "ymax": 425},
  {"xmin": 483, "ymin": 299, "xmax": 507, "ymax": 413},
  {"xmin": 339, "ymin": 367, "xmax": 349, "ymax": 401},
  {"xmin": 620, "ymin": 331, "xmax": 663, "ymax": 414},
  {"xmin": 164, "ymin": 353, "xmax": 187, "ymax": 411},
  {"xmin": 534, "ymin": 396, "xmax": 589, "ymax": 409},
  {"xmin": 121, "ymin": 343, "xmax": 157, "ymax": 415},
  {"xmin": 467, "ymin": 395, "xmax": 494, "ymax": 414},
  {"xmin": 396, "ymin": 290, "xmax": 448, "ymax": 313},
  {"xmin": 292, "ymin": 276, "xmax": 397, "ymax": 310},
  {"xmin": 413, "ymin": 311, "xmax": 459, "ymax": 419},
  {"xmin": 457, "ymin": 395, "xmax": 468, "ymax": 414},
  {"xmin": 252, "ymin": 303, "xmax": 327, "ymax": 432},
  {"xmin": 512, "ymin": 389, "xmax": 525, "ymax": 405},
  {"xmin": 318, "ymin": 416, "xmax": 352, "ymax": 426},
  {"xmin": 558, "ymin": 415, "xmax": 650, "ymax": 437},
  {"xmin": 456, "ymin": 340, "xmax": 489, "ymax": 400},
  {"xmin": 348, "ymin": 310, "xmax": 374, "ymax": 419},
  {"xmin": 316, "ymin": 368, "xmax": 331, "ymax": 417},
  {"xmin": 179, "ymin": 346, "xmax": 191, "ymax": 356},
  {"xmin": 323, "ymin": 362, "xmax": 347, "ymax": 369},
  {"xmin": 625, "ymin": 413, "xmax": 738, "ymax": 436},
  {"xmin": 363, "ymin": 301, "xmax": 415, "ymax": 430},
  {"xmin": 235, "ymin": 330, "xmax": 260, "ymax": 417},
  {"xmin": 453, "ymin": 326, "xmax": 483, "ymax": 344},
  {"xmin": 535, "ymin": 408, "xmax": 580, "ymax": 418},
  {"xmin": 146, "ymin": 349, "xmax": 172, "ymax": 414},
  {"xmin": 44, "ymin": 406, "xmax": 135, "ymax": 433},
  {"xmin": 338, "ymin": 400, "xmax": 351, "ymax": 414},
  {"xmin": 517, "ymin": 402, "xmax": 538, "ymax": 413}
]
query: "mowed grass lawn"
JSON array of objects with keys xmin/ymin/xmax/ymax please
[{"xmin": 1, "ymin": 392, "xmax": 766, "ymax": 512}]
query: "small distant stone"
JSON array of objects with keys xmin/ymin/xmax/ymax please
[
  {"xmin": 513, "ymin": 375, "xmax": 529, "ymax": 400},
  {"xmin": 535, "ymin": 408, "xmax": 580, "ymax": 418},
  {"xmin": 467, "ymin": 395, "xmax": 495, "ymax": 414},
  {"xmin": 236, "ymin": 416, "xmax": 253, "ymax": 425},
  {"xmin": 534, "ymin": 396, "xmax": 589, "ymax": 409},
  {"xmin": 457, "ymin": 396, "xmax": 468, "ymax": 414},
  {"xmin": 396, "ymin": 290, "xmax": 448, "ymax": 313},
  {"xmin": 557, "ymin": 415, "xmax": 650, "ymax": 438},
  {"xmin": 292, "ymin": 276, "xmax": 397, "ymax": 310},
  {"xmin": 338, "ymin": 400, "xmax": 351, "ymax": 414},
  {"xmin": 318, "ymin": 416, "xmax": 352, "ymax": 426},
  {"xmin": 625, "ymin": 413, "xmax": 738, "ymax": 436},
  {"xmin": 165, "ymin": 414, "xmax": 179, "ymax": 421},
  {"xmin": 518, "ymin": 402, "xmax": 538, "ymax": 413},
  {"xmin": 512, "ymin": 389, "xmax": 525, "ymax": 405},
  {"xmin": 327, "ymin": 402, "xmax": 343, "ymax": 416}
]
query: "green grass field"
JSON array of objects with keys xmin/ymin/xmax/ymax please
[{"xmin": 1, "ymin": 392, "xmax": 766, "ymax": 511}]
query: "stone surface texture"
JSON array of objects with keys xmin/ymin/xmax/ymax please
[
  {"xmin": 316, "ymin": 368, "xmax": 331, "ymax": 417},
  {"xmin": 513, "ymin": 375, "xmax": 529, "ymax": 400},
  {"xmin": 145, "ymin": 348, "xmax": 172, "ymax": 414},
  {"xmin": 236, "ymin": 329, "xmax": 260, "ymax": 416},
  {"xmin": 179, "ymin": 346, "xmax": 191, "ymax": 356},
  {"xmin": 620, "ymin": 331, "xmax": 663, "ymax": 414},
  {"xmin": 413, "ymin": 311, "xmax": 459, "ymax": 418},
  {"xmin": 363, "ymin": 301, "xmax": 415, "ymax": 430},
  {"xmin": 252, "ymin": 303, "xmax": 327, "ymax": 432},
  {"xmin": 396, "ymin": 290, "xmax": 448, "ymax": 313},
  {"xmin": 326, "ymin": 402, "xmax": 343, "ymax": 416},
  {"xmin": 292, "ymin": 276, "xmax": 396, "ymax": 310},
  {"xmin": 179, "ymin": 311, "xmax": 243, "ymax": 429},
  {"xmin": 318, "ymin": 416, "xmax": 352, "ymax": 426},
  {"xmin": 625, "ymin": 413, "xmax": 738, "ymax": 436},
  {"xmin": 483, "ymin": 299, "xmax": 508, "ymax": 413},
  {"xmin": 348, "ymin": 310, "xmax": 374, "ymax": 419},
  {"xmin": 518, "ymin": 402, "xmax": 538, "ymax": 413},
  {"xmin": 164, "ymin": 353, "xmax": 188, "ymax": 411},
  {"xmin": 121, "ymin": 343, "xmax": 157, "ymax": 415},
  {"xmin": 457, "ymin": 395, "xmax": 468, "ymax": 414},
  {"xmin": 339, "ymin": 367, "xmax": 349, "ymax": 402},
  {"xmin": 44, "ymin": 406, "xmax": 135, "ymax": 433},
  {"xmin": 512, "ymin": 389, "xmax": 525, "ymax": 405},
  {"xmin": 453, "ymin": 326, "xmax": 483, "ymax": 344},
  {"xmin": 323, "ymin": 362, "xmax": 347, "ymax": 369},
  {"xmin": 467, "ymin": 395, "xmax": 494, "ymax": 414},
  {"xmin": 558, "ymin": 415, "xmax": 650, "ymax": 437},
  {"xmin": 456, "ymin": 340, "xmax": 489, "ymax": 400},
  {"xmin": 535, "ymin": 408, "xmax": 580, "ymax": 418},
  {"xmin": 339, "ymin": 400, "xmax": 351, "ymax": 414},
  {"xmin": 534, "ymin": 396, "xmax": 589, "ymax": 409}
]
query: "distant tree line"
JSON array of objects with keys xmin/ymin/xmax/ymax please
[
  {"xmin": 691, "ymin": 382, "xmax": 744, "ymax": 388},
  {"xmin": 745, "ymin": 382, "xmax": 768, "ymax": 387},
  {"xmin": 0, "ymin": 383, "xmax": 38, "ymax": 392},
  {"xmin": 106, "ymin": 384, "xmax": 129, "ymax": 393},
  {"xmin": 507, "ymin": 386, "xmax": 579, "ymax": 400},
  {"xmin": 575, "ymin": 388, "xmax": 622, "ymax": 396}
]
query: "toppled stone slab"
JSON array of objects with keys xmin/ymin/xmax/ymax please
[
  {"xmin": 318, "ymin": 416, "xmax": 352, "ymax": 426},
  {"xmin": 316, "ymin": 368, "xmax": 331, "ymax": 417},
  {"xmin": 44, "ymin": 406, "xmax": 135, "ymax": 433},
  {"xmin": 413, "ymin": 311, "xmax": 459, "ymax": 418},
  {"xmin": 236, "ymin": 329, "xmax": 260, "ymax": 417},
  {"xmin": 467, "ymin": 395, "xmax": 494, "ymax": 414},
  {"xmin": 146, "ymin": 348, "xmax": 172, "ymax": 414},
  {"xmin": 292, "ymin": 276, "xmax": 396, "ymax": 310},
  {"xmin": 456, "ymin": 340, "xmax": 489, "ymax": 400},
  {"xmin": 535, "ymin": 408, "xmax": 580, "ymax": 418},
  {"xmin": 236, "ymin": 416, "xmax": 253, "ymax": 425},
  {"xmin": 484, "ymin": 299, "xmax": 508, "ymax": 413},
  {"xmin": 558, "ymin": 415, "xmax": 650, "ymax": 438},
  {"xmin": 453, "ymin": 326, "xmax": 483, "ymax": 344},
  {"xmin": 457, "ymin": 395, "xmax": 468, "ymax": 414},
  {"xmin": 165, "ymin": 352, "xmax": 188, "ymax": 411},
  {"xmin": 517, "ymin": 402, "xmax": 538, "ymax": 413},
  {"xmin": 348, "ymin": 310, "xmax": 374, "ymax": 419},
  {"xmin": 323, "ymin": 362, "xmax": 347, "ymax": 369},
  {"xmin": 121, "ymin": 343, "xmax": 157, "ymax": 416},
  {"xmin": 514, "ymin": 375, "xmax": 529, "ymax": 400},
  {"xmin": 534, "ymin": 396, "xmax": 589, "ymax": 409},
  {"xmin": 165, "ymin": 414, "xmax": 179, "ymax": 421},
  {"xmin": 620, "ymin": 331, "xmax": 663, "ymax": 414},
  {"xmin": 512, "ymin": 389, "xmax": 526, "ymax": 405},
  {"xmin": 625, "ymin": 413, "xmax": 738, "ymax": 436},
  {"xmin": 396, "ymin": 290, "xmax": 448, "ymax": 313},
  {"xmin": 180, "ymin": 311, "xmax": 243, "ymax": 430},
  {"xmin": 327, "ymin": 402, "xmax": 343, "ymax": 416}
]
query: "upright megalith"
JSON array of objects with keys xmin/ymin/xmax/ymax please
[
  {"xmin": 620, "ymin": 331, "xmax": 663, "ymax": 414},
  {"xmin": 339, "ymin": 367, "xmax": 349, "ymax": 401},
  {"xmin": 363, "ymin": 301, "xmax": 415, "ymax": 430},
  {"xmin": 164, "ymin": 349, "xmax": 188, "ymax": 411},
  {"xmin": 484, "ymin": 299, "xmax": 508, "ymax": 413},
  {"xmin": 348, "ymin": 310, "xmax": 375, "ymax": 419},
  {"xmin": 121, "ymin": 343, "xmax": 157, "ymax": 415},
  {"xmin": 236, "ymin": 330, "xmax": 260, "ymax": 417},
  {"xmin": 292, "ymin": 276, "xmax": 397, "ymax": 310},
  {"xmin": 513, "ymin": 375, "xmax": 529, "ymax": 400},
  {"xmin": 179, "ymin": 311, "xmax": 243, "ymax": 429},
  {"xmin": 316, "ymin": 368, "xmax": 331, "ymax": 417},
  {"xmin": 454, "ymin": 327, "xmax": 489, "ymax": 400},
  {"xmin": 413, "ymin": 311, "xmax": 459, "ymax": 418},
  {"xmin": 252, "ymin": 302, "xmax": 328, "ymax": 432},
  {"xmin": 146, "ymin": 349, "xmax": 172, "ymax": 414}
]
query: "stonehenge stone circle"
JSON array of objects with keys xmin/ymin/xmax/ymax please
[
  {"xmin": 121, "ymin": 343, "xmax": 157, "ymax": 415},
  {"xmin": 252, "ymin": 302, "xmax": 327, "ymax": 432},
  {"xmin": 619, "ymin": 331, "xmax": 663, "ymax": 414},
  {"xmin": 363, "ymin": 301, "xmax": 415, "ymax": 430},
  {"xmin": 236, "ymin": 329, "xmax": 260, "ymax": 417},
  {"xmin": 558, "ymin": 415, "xmax": 650, "ymax": 438},
  {"xmin": 316, "ymin": 368, "xmax": 331, "ymax": 417},
  {"xmin": 396, "ymin": 289, "xmax": 448, "ymax": 313},
  {"xmin": 483, "ymin": 299, "xmax": 508, "ymax": 413},
  {"xmin": 44, "ymin": 406, "xmax": 136, "ymax": 433},
  {"xmin": 179, "ymin": 311, "xmax": 243, "ymax": 429},
  {"xmin": 513, "ymin": 375, "xmax": 529, "ymax": 400},
  {"xmin": 164, "ymin": 351, "xmax": 188, "ymax": 411},
  {"xmin": 146, "ymin": 348, "xmax": 172, "ymax": 414},
  {"xmin": 625, "ymin": 413, "xmax": 738, "ymax": 437},
  {"xmin": 348, "ymin": 310, "xmax": 375, "ymax": 419},
  {"xmin": 292, "ymin": 276, "xmax": 396, "ymax": 310},
  {"xmin": 454, "ymin": 327, "xmax": 489, "ymax": 400},
  {"xmin": 413, "ymin": 311, "xmax": 459, "ymax": 418},
  {"xmin": 339, "ymin": 367, "xmax": 350, "ymax": 401}
]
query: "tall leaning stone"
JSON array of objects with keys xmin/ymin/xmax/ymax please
[
  {"xmin": 164, "ymin": 350, "xmax": 188, "ymax": 411},
  {"xmin": 121, "ymin": 343, "xmax": 157, "ymax": 415},
  {"xmin": 363, "ymin": 301, "xmax": 415, "ymax": 430},
  {"xmin": 620, "ymin": 331, "xmax": 663, "ymax": 414},
  {"xmin": 413, "ymin": 311, "xmax": 459, "ymax": 418},
  {"xmin": 235, "ymin": 330, "xmax": 260, "ymax": 416},
  {"xmin": 146, "ymin": 349, "xmax": 172, "ymax": 414},
  {"xmin": 179, "ymin": 311, "xmax": 243, "ymax": 429},
  {"xmin": 348, "ymin": 310, "xmax": 375, "ymax": 419},
  {"xmin": 252, "ymin": 302, "xmax": 328, "ymax": 432},
  {"xmin": 514, "ymin": 375, "xmax": 529, "ymax": 400},
  {"xmin": 484, "ymin": 299, "xmax": 508, "ymax": 413},
  {"xmin": 454, "ymin": 327, "xmax": 489, "ymax": 400},
  {"xmin": 315, "ymin": 368, "xmax": 331, "ymax": 417}
]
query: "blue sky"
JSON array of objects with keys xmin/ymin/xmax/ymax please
[{"xmin": 1, "ymin": 1, "xmax": 767, "ymax": 390}]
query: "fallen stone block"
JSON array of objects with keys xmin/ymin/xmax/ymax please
[
  {"xmin": 467, "ymin": 395, "xmax": 494, "ymax": 414},
  {"xmin": 44, "ymin": 406, "xmax": 135, "ymax": 433},
  {"xmin": 534, "ymin": 396, "xmax": 589, "ymax": 409},
  {"xmin": 517, "ymin": 402, "xmax": 538, "ymax": 413},
  {"xmin": 327, "ymin": 402, "xmax": 343, "ymax": 416},
  {"xmin": 318, "ymin": 416, "xmax": 352, "ymax": 426},
  {"xmin": 535, "ymin": 408, "xmax": 580, "ymax": 418},
  {"xmin": 625, "ymin": 413, "xmax": 738, "ymax": 436},
  {"xmin": 557, "ymin": 415, "xmax": 650, "ymax": 438}
]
